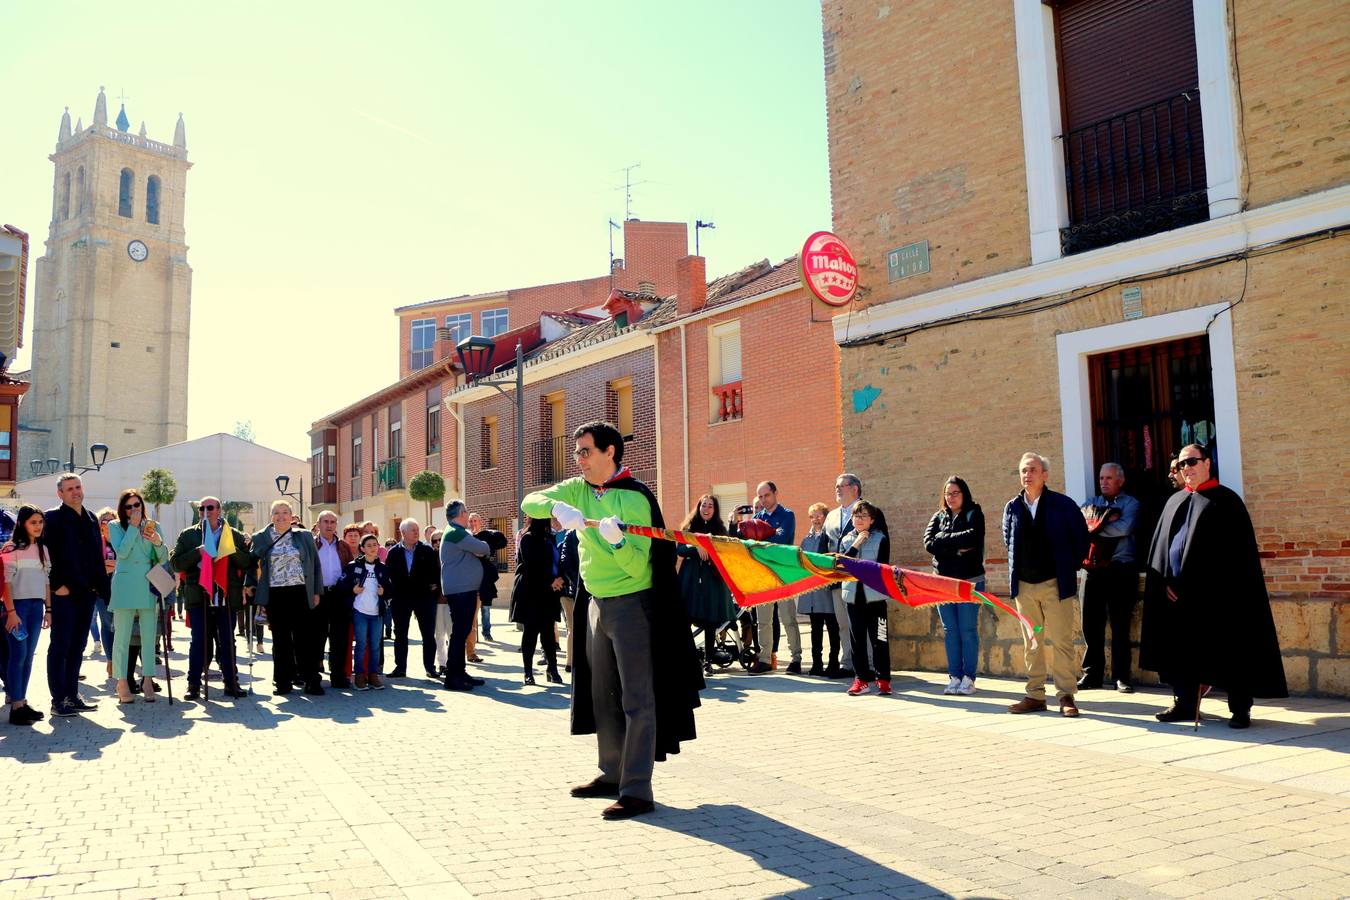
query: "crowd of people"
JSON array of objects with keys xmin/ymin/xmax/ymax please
[{"xmin": 0, "ymin": 422, "xmax": 1287, "ymax": 809}]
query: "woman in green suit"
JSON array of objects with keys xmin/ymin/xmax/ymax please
[{"xmin": 107, "ymin": 489, "xmax": 167, "ymax": 703}]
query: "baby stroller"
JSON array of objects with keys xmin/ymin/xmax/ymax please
[{"xmin": 692, "ymin": 615, "xmax": 756, "ymax": 675}]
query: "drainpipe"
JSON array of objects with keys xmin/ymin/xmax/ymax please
[{"xmin": 679, "ymin": 321, "xmax": 690, "ymax": 513}]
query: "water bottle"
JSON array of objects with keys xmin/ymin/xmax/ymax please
[{"xmin": 12, "ymin": 619, "xmax": 27, "ymax": 642}]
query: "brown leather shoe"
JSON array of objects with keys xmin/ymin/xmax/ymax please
[
  {"xmin": 570, "ymin": 777, "xmax": 621, "ymax": 798},
  {"xmin": 1060, "ymin": 696, "xmax": 1080, "ymax": 717},
  {"xmin": 602, "ymin": 796, "xmax": 655, "ymax": 820},
  {"xmin": 368, "ymin": 674, "xmax": 385, "ymax": 690},
  {"xmin": 1008, "ymin": 696, "xmax": 1048, "ymax": 714}
]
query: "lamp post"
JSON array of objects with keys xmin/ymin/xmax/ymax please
[
  {"xmin": 62, "ymin": 442, "xmax": 109, "ymax": 475},
  {"xmin": 275, "ymin": 473, "xmax": 305, "ymax": 519},
  {"xmin": 455, "ymin": 334, "xmax": 525, "ymax": 534}
]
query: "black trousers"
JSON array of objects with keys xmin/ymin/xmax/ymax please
[
  {"xmin": 187, "ymin": 605, "xmax": 238, "ymax": 690},
  {"xmin": 809, "ymin": 612, "xmax": 840, "ymax": 668},
  {"xmin": 521, "ymin": 622, "xmax": 558, "ymax": 670},
  {"xmin": 393, "ymin": 598, "xmax": 437, "ymax": 674},
  {"xmin": 47, "ymin": 593, "xmax": 96, "ymax": 704},
  {"xmin": 1080, "ymin": 565, "xmax": 1138, "ymax": 683},
  {"xmin": 267, "ymin": 585, "xmax": 312, "ymax": 688},
  {"xmin": 1171, "ymin": 679, "xmax": 1253, "ymax": 715},
  {"xmin": 325, "ymin": 596, "xmax": 352, "ymax": 682},
  {"xmin": 443, "ymin": 591, "xmax": 477, "ymax": 684},
  {"xmin": 847, "ymin": 601, "xmax": 890, "ymax": 682},
  {"xmin": 309, "ymin": 595, "xmax": 330, "ymax": 675}
]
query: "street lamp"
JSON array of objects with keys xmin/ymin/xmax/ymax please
[
  {"xmin": 64, "ymin": 442, "xmax": 109, "ymax": 475},
  {"xmin": 455, "ymin": 334, "xmax": 525, "ymax": 534},
  {"xmin": 275, "ymin": 473, "xmax": 304, "ymax": 514}
]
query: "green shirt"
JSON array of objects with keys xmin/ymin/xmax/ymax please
[{"xmin": 522, "ymin": 476, "xmax": 653, "ymax": 598}]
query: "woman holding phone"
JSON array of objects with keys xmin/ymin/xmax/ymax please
[{"xmin": 106, "ymin": 489, "xmax": 167, "ymax": 703}]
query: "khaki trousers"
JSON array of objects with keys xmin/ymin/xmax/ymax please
[
  {"xmin": 1014, "ymin": 579, "xmax": 1079, "ymax": 701},
  {"xmin": 756, "ymin": 598, "xmax": 801, "ymax": 664}
]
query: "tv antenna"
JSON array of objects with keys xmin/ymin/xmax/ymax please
[
  {"xmin": 617, "ymin": 163, "xmax": 646, "ymax": 220},
  {"xmin": 696, "ymin": 219, "xmax": 716, "ymax": 256}
]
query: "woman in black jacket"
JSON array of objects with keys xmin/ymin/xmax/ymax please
[
  {"xmin": 510, "ymin": 517, "xmax": 562, "ymax": 685},
  {"xmin": 923, "ymin": 476, "xmax": 986, "ymax": 696}
]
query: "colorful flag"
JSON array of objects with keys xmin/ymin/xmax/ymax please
[
  {"xmin": 617, "ymin": 523, "xmax": 1040, "ymax": 647},
  {"xmin": 199, "ymin": 521, "xmax": 237, "ymax": 601}
]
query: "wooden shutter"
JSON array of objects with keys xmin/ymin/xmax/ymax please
[{"xmin": 1055, "ymin": 0, "xmax": 1199, "ymax": 131}]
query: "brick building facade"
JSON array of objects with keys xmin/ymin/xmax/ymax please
[{"xmin": 822, "ymin": 0, "xmax": 1349, "ymax": 695}]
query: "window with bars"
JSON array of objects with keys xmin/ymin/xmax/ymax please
[
  {"xmin": 426, "ymin": 386, "xmax": 441, "ymax": 455},
  {"xmin": 409, "ymin": 318, "xmax": 436, "ymax": 369},
  {"xmin": 482, "ymin": 416, "xmax": 498, "ymax": 469},
  {"xmin": 709, "ymin": 321, "xmax": 743, "ymax": 423}
]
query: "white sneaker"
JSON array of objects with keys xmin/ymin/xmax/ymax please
[
  {"xmin": 958, "ymin": 676, "xmax": 976, "ymax": 695},
  {"xmin": 943, "ymin": 676, "xmax": 961, "ymax": 695}
]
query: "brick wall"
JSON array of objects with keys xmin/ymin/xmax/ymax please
[
  {"xmin": 822, "ymin": 0, "xmax": 1030, "ymax": 307},
  {"xmin": 614, "ymin": 220, "xmax": 688, "ymax": 297},
  {"xmin": 656, "ymin": 286, "xmax": 844, "ymax": 525},
  {"xmin": 1234, "ymin": 0, "xmax": 1350, "ymax": 208},
  {"xmin": 833, "ymin": 240, "xmax": 1348, "ymax": 695},
  {"xmin": 461, "ymin": 347, "xmax": 658, "ymax": 569}
]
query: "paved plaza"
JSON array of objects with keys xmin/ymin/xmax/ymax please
[{"xmin": 1, "ymin": 611, "xmax": 1347, "ymax": 900}]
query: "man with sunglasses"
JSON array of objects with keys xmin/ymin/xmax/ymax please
[
  {"xmin": 1141, "ymin": 444, "xmax": 1286, "ymax": 728},
  {"xmin": 170, "ymin": 497, "xmax": 254, "ymax": 700}
]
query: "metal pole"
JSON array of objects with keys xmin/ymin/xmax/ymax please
[{"xmin": 514, "ymin": 340, "xmax": 525, "ymax": 537}]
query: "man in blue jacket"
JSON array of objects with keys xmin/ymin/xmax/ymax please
[{"xmin": 1002, "ymin": 452, "xmax": 1090, "ymax": 717}]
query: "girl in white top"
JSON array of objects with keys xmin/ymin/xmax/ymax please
[{"xmin": 3, "ymin": 506, "xmax": 52, "ymax": 725}]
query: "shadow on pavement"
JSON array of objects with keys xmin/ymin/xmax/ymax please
[{"xmin": 648, "ymin": 803, "xmax": 955, "ymax": 899}]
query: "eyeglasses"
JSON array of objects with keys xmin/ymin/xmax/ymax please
[
  {"xmin": 201, "ymin": 504, "xmax": 218, "ymax": 512},
  {"xmin": 943, "ymin": 489, "xmax": 962, "ymax": 496},
  {"xmin": 573, "ymin": 447, "xmax": 595, "ymax": 459},
  {"xmin": 1178, "ymin": 457, "xmax": 1206, "ymax": 469}
]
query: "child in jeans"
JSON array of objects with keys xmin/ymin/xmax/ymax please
[
  {"xmin": 4, "ymin": 506, "xmax": 52, "ymax": 725},
  {"xmin": 339, "ymin": 535, "xmax": 390, "ymax": 691}
]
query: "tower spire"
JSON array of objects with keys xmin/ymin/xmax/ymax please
[
  {"xmin": 173, "ymin": 113, "xmax": 186, "ymax": 149},
  {"xmin": 138, "ymin": 121, "xmax": 147, "ymax": 138},
  {"xmin": 93, "ymin": 86, "xmax": 107, "ymax": 127},
  {"xmin": 58, "ymin": 107, "xmax": 71, "ymax": 142},
  {"xmin": 115, "ymin": 104, "xmax": 130, "ymax": 133}
]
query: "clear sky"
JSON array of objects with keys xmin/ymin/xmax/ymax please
[{"xmin": 1, "ymin": 2, "xmax": 830, "ymax": 460}]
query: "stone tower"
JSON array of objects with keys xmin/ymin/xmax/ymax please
[{"xmin": 22, "ymin": 87, "xmax": 192, "ymax": 465}]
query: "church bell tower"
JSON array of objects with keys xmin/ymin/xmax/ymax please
[{"xmin": 21, "ymin": 87, "xmax": 192, "ymax": 464}]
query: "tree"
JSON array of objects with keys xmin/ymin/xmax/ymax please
[
  {"xmin": 141, "ymin": 468, "xmax": 178, "ymax": 520},
  {"xmin": 222, "ymin": 501, "xmax": 253, "ymax": 531},
  {"xmin": 233, "ymin": 419, "xmax": 256, "ymax": 443},
  {"xmin": 408, "ymin": 470, "xmax": 446, "ymax": 526}
]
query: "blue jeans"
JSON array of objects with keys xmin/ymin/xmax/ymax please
[
  {"xmin": 479, "ymin": 597, "xmax": 493, "ymax": 638},
  {"xmin": 938, "ymin": 579, "xmax": 983, "ymax": 680},
  {"xmin": 444, "ymin": 591, "xmax": 477, "ymax": 683},
  {"xmin": 5, "ymin": 599, "xmax": 45, "ymax": 703},
  {"xmin": 91, "ymin": 597, "xmax": 114, "ymax": 656},
  {"xmin": 352, "ymin": 611, "xmax": 383, "ymax": 676}
]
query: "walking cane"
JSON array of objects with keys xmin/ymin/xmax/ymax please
[
  {"xmin": 202, "ymin": 597, "xmax": 213, "ymax": 703},
  {"xmin": 245, "ymin": 601, "xmax": 254, "ymax": 696},
  {"xmin": 160, "ymin": 596, "xmax": 174, "ymax": 705},
  {"xmin": 1194, "ymin": 684, "xmax": 1204, "ymax": 732}
]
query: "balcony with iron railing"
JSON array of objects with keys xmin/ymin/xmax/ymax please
[
  {"xmin": 1061, "ymin": 90, "xmax": 1208, "ymax": 256},
  {"xmin": 534, "ymin": 435, "xmax": 568, "ymax": 485},
  {"xmin": 375, "ymin": 456, "xmax": 404, "ymax": 492},
  {"xmin": 711, "ymin": 381, "xmax": 743, "ymax": 423}
]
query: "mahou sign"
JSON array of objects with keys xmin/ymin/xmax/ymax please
[{"xmin": 799, "ymin": 231, "xmax": 859, "ymax": 307}]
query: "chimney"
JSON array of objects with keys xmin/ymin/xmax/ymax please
[{"xmin": 675, "ymin": 255, "xmax": 707, "ymax": 316}]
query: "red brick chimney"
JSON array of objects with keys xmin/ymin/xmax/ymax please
[{"xmin": 675, "ymin": 255, "xmax": 707, "ymax": 316}]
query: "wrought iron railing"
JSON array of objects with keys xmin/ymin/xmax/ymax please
[
  {"xmin": 534, "ymin": 435, "xmax": 568, "ymax": 484},
  {"xmin": 1061, "ymin": 91, "xmax": 1209, "ymax": 255},
  {"xmin": 376, "ymin": 456, "xmax": 404, "ymax": 492}
]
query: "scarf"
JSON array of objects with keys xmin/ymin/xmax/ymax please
[
  {"xmin": 198, "ymin": 519, "xmax": 237, "ymax": 601},
  {"xmin": 1184, "ymin": 478, "xmax": 1220, "ymax": 493}
]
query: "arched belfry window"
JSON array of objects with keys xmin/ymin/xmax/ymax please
[
  {"xmin": 60, "ymin": 172, "xmax": 71, "ymax": 220},
  {"xmin": 118, "ymin": 168, "xmax": 134, "ymax": 218},
  {"xmin": 76, "ymin": 167, "xmax": 86, "ymax": 215},
  {"xmin": 146, "ymin": 175, "xmax": 161, "ymax": 225}
]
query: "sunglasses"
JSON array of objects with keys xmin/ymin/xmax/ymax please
[
  {"xmin": 201, "ymin": 504, "xmax": 218, "ymax": 512},
  {"xmin": 125, "ymin": 501, "xmax": 143, "ymax": 510},
  {"xmin": 1178, "ymin": 456, "xmax": 1206, "ymax": 469}
]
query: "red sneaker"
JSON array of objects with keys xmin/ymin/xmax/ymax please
[
  {"xmin": 877, "ymin": 680, "xmax": 892, "ymax": 695},
  {"xmin": 847, "ymin": 678, "xmax": 869, "ymax": 695}
]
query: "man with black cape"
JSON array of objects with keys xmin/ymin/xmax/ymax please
[
  {"xmin": 1141, "ymin": 443, "xmax": 1287, "ymax": 728},
  {"xmin": 523, "ymin": 420, "xmax": 703, "ymax": 819}
]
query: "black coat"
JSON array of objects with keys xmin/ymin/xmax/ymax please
[
  {"xmin": 570, "ymin": 476, "xmax": 704, "ymax": 761},
  {"xmin": 923, "ymin": 505, "xmax": 986, "ymax": 580},
  {"xmin": 474, "ymin": 529, "xmax": 507, "ymax": 601},
  {"xmin": 1140, "ymin": 484, "xmax": 1287, "ymax": 697},
  {"xmin": 558, "ymin": 530, "xmax": 589, "ymax": 602},
  {"xmin": 510, "ymin": 529, "xmax": 562, "ymax": 626},
  {"xmin": 385, "ymin": 542, "xmax": 441, "ymax": 609},
  {"xmin": 44, "ymin": 504, "xmax": 111, "ymax": 601}
]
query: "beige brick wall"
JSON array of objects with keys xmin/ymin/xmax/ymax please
[{"xmin": 836, "ymin": 239, "xmax": 1348, "ymax": 695}]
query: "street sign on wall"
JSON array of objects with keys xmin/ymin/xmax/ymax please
[{"xmin": 886, "ymin": 240, "xmax": 930, "ymax": 282}]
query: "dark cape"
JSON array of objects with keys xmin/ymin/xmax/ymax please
[
  {"xmin": 509, "ymin": 528, "xmax": 562, "ymax": 627},
  {"xmin": 1139, "ymin": 483, "xmax": 1287, "ymax": 697},
  {"xmin": 570, "ymin": 476, "xmax": 705, "ymax": 761}
]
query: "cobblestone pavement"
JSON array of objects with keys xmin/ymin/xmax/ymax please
[{"xmin": 1, "ymin": 610, "xmax": 1347, "ymax": 900}]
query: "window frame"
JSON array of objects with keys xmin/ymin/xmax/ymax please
[
  {"xmin": 409, "ymin": 317, "xmax": 437, "ymax": 369},
  {"xmin": 481, "ymin": 308, "xmax": 509, "ymax": 338}
]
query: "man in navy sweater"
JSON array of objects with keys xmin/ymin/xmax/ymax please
[{"xmin": 1002, "ymin": 452, "xmax": 1089, "ymax": 717}]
